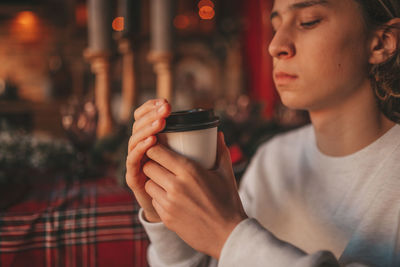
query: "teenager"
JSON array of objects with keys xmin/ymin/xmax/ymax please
[{"xmin": 126, "ymin": 0, "xmax": 400, "ymax": 266}]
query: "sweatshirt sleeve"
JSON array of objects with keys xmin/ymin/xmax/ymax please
[
  {"xmin": 138, "ymin": 209, "xmax": 214, "ymax": 267},
  {"xmin": 218, "ymin": 218, "xmax": 374, "ymax": 267}
]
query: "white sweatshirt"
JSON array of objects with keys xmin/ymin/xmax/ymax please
[{"xmin": 140, "ymin": 124, "xmax": 400, "ymax": 267}]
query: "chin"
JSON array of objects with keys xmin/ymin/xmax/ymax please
[{"xmin": 279, "ymin": 93, "xmax": 310, "ymax": 110}]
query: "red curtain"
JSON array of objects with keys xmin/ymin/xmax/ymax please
[{"xmin": 243, "ymin": 0, "xmax": 278, "ymax": 119}]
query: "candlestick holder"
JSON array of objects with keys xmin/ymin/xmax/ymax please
[
  {"xmin": 84, "ymin": 49, "xmax": 114, "ymax": 138},
  {"xmin": 148, "ymin": 51, "xmax": 173, "ymax": 102}
]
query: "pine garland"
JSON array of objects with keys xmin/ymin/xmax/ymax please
[{"xmin": 0, "ymin": 127, "xmax": 128, "ymax": 185}]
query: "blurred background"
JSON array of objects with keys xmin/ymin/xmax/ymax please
[
  {"xmin": 0, "ymin": 0, "xmax": 309, "ymax": 178},
  {"xmin": 0, "ymin": 1, "xmax": 309, "ymax": 265}
]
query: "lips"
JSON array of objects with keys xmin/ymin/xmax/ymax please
[
  {"xmin": 274, "ymin": 71, "xmax": 298, "ymax": 80},
  {"xmin": 274, "ymin": 71, "xmax": 298, "ymax": 86}
]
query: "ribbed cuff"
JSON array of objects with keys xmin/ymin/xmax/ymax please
[{"xmin": 138, "ymin": 208, "xmax": 203, "ymax": 266}]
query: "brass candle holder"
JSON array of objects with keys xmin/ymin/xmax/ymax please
[
  {"xmin": 148, "ymin": 51, "xmax": 173, "ymax": 102},
  {"xmin": 84, "ymin": 49, "xmax": 113, "ymax": 138}
]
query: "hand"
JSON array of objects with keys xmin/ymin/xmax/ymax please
[
  {"xmin": 125, "ymin": 99, "xmax": 171, "ymax": 222},
  {"xmin": 143, "ymin": 132, "xmax": 248, "ymax": 259}
]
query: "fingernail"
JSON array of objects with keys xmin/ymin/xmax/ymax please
[
  {"xmin": 158, "ymin": 105, "xmax": 166, "ymax": 113},
  {"xmin": 155, "ymin": 100, "xmax": 163, "ymax": 106},
  {"xmin": 145, "ymin": 136, "xmax": 152, "ymax": 143},
  {"xmin": 152, "ymin": 120, "xmax": 159, "ymax": 126}
]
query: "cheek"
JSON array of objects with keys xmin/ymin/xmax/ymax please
[
  {"xmin": 301, "ymin": 31, "xmax": 369, "ymax": 90},
  {"xmin": 279, "ymin": 34, "xmax": 370, "ymax": 110}
]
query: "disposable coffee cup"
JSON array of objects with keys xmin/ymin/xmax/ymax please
[{"xmin": 157, "ymin": 109, "xmax": 220, "ymax": 169}]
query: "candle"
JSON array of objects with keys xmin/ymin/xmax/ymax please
[
  {"xmin": 118, "ymin": 0, "xmax": 131, "ymax": 36},
  {"xmin": 88, "ymin": 0, "xmax": 112, "ymax": 52},
  {"xmin": 150, "ymin": 0, "xmax": 172, "ymax": 52}
]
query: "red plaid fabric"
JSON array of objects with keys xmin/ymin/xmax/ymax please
[{"xmin": 0, "ymin": 177, "xmax": 149, "ymax": 267}]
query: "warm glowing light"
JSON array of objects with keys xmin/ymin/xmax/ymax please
[
  {"xmin": 199, "ymin": 6, "xmax": 215, "ymax": 20},
  {"xmin": 112, "ymin": 17, "xmax": 124, "ymax": 31},
  {"xmin": 198, "ymin": 0, "xmax": 215, "ymax": 9},
  {"xmin": 12, "ymin": 11, "xmax": 40, "ymax": 42},
  {"xmin": 174, "ymin": 15, "xmax": 190, "ymax": 29},
  {"xmin": 16, "ymin": 11, "xmax": 37, "ymax": 27},
  {"xmin": 75, "ymin": 4, "xmax": 87, "ymax": 27}
]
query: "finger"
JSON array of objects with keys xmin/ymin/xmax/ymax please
[
  {"xmin": 132, "ymin": 103, "xmax": 171, "ymax": 134},
  {"xmin": 151, "ymin": 198, "xmax": 168, "ymax": 223},
  {"xmin": 145, "ymin": 179, "xmax": 167, "ymax": 201},
  {"xmin": 133, "ymin": 98, "xmax": 168, "ymax": 121},
  {"xmin": 146, "ymin": 144, "xmax": 191, "ymax": 176},
  {"xmin": 126, "ymin": 136, "xmax": 157, "ymax": 183},
  {"xmin": 128, "ymin": 119, "xmax": 166, "ymax": 153},
  {"xmin": 131, "ymin": 187, "xmax": 154, "ymax": 213},
  {"xmin": 143, "ymin": 160, "xmax": 175, "ymax": 191}
]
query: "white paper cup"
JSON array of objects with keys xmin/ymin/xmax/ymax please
[{"xmin": 157, "ymin": 109, "xmax": 220, "ymax": 169}]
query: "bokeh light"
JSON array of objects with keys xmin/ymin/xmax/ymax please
[
  {"xmin": 199, "ymin": 6, "xmax": 215, "ymax": 20},
  {"xmin": 112, "ymin": 17, "xmax": 124, "ymax": 32},
  {"xmin": 75, "ymin": 3, "xmax": 87, "ymax": 27},
  {"xmin": 15, "ymin": 11, "xmax": 37, "ymax": 27},
  {"xmin": 198, "ymin": 0, "xmax": 215, "ymax": 9},
  {"xmin": 12, "ymin": 11, "xmax": 41, "ymax": 42},
  {"xmin": 174, "ymin": 15, "xmax": 190, "ymax": 29}
]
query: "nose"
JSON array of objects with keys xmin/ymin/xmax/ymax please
[{"xmin": 268, "ymin": 27, "xmax": 295, "ymax": 59}]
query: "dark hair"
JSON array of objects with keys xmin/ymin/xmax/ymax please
[{"xmin": 355, "ymin": 0, "xmax": 400, "ymax": 122}]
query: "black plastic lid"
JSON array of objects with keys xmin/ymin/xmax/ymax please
[{"xmin": 161, "ymin": 108, "xmax": 220, "ymax": 133}]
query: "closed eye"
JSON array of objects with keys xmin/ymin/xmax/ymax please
[{"xmin": 300, "ymin": 19, "xmax": 321, "ymax": 28}]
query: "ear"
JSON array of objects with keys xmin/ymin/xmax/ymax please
[{"xmin": 369, "ymin": 18, "xmax": 400, "ymax": 64}]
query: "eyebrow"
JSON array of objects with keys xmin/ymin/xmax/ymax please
[{"xmin": 270, "ymin": 0, "xmax": 329, "ymax": 21}]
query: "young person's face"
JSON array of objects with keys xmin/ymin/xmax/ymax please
[{"xmin": 269, "ymin": 0, "xmax": 372, "ymax": 111}]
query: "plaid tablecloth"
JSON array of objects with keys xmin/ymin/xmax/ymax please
[{"xmin": 0, "ymin": 177, "xmax": 149, "ymax": 267}]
